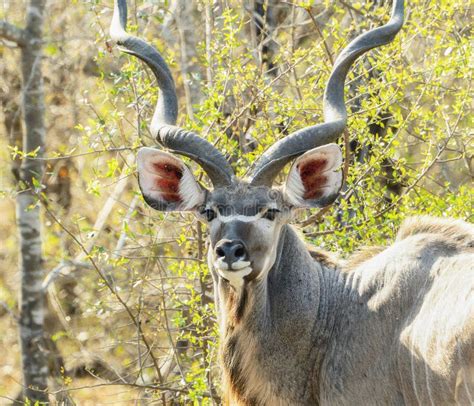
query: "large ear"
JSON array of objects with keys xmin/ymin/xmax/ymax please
[
  {"xmin": 137, "ymin": 147, "xmax": 206, "ymax": 211},
  {"xmin": 283, "ymin": 144, "xmax": 343, "ymax": 208}
]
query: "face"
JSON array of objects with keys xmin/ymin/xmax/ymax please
[
  {"xmin": 136, "ymin": 144, "xmax": 343, "ymax": 289},
  {"xmin": 197, "ymin": 184, "xmax": 291, "ymax": 287}
]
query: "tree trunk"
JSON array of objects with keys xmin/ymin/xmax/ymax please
[{"xmin": 17, "ymin": 0, "xmax": 49, "ymax": 402}]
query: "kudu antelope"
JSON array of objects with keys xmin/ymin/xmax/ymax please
[{"xmin": 110, "ymin": 0, "xmax": 474, "ymax": 404}]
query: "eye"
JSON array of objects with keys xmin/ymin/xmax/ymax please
[
  {"xmin": 205, "ymin": 208, "xmax": 216, "ymax": 222},
  {"xmin": 262, "ymin": 208, "xmax": 280, "ymax": 221},
  {"xmin": 199, "ymin": 207, "xmax": 216, "ymax": 222}
]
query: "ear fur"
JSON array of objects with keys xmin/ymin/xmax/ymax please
[
  {"xmin": 137, "ymin": 147, "xmax": 205, "ymax": 211},
  {"xmin": 283, "ymin": 143, "xmax": 343, "ymax": 208}
]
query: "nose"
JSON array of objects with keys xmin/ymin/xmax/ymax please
[{"xmin": 215, "ymin": 240, "xmax": 248, "ymax": 268}]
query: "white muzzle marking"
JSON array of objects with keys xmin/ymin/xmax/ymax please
[{"xmin": 214, "ymin": 259, "xmax": 252, "ymax": 289}]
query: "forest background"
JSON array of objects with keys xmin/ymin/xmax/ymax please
[{"xmin": 0, "ymin": 0, "xmax": 472, "ymax": 404}]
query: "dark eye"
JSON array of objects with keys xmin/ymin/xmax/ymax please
[
  {"xmin": 200, "ymin": 208, "xmax": 216, "ymax": 222},
  {"xmin": 263, "ymin": 208, "xmax": 280, "ymax": 221}
]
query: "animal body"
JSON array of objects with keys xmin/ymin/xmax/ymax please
[{"xmin": 110, "ymin": 0, "xmax": 474, "ymax": 404}]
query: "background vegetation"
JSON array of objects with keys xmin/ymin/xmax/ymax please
[{"xmin": 0, "ymin": 0, "xmax": 472, "ymax": 403}]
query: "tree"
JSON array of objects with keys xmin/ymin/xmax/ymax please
[{"xmin": 1, "ymin": 0, "xmax": 48, "ymax": 403}]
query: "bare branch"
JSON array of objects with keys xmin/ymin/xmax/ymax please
[
  {"xmin": 0, "ymin": 20, "xmax": 25, "ymax": 46},
  {"xmin": 305, "ymin": 6, "xmax": 334, "ymax": 65},
  {"xmin": 0, "ymin": 300, "xmax": 19, "ymax": 321}
]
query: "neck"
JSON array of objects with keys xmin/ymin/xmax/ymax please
[{"xmin": 211, "ymin": 225, "xmax": 348, "ymax": 404}]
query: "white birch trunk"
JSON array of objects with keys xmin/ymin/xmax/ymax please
[{"xmin": 16, "ymin": 0, "xmax": 49, "ymax": 402}]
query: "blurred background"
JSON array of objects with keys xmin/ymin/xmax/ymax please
[{"xmin": 0, "ymin": 0, "xmax": 472, "ymax": 404}]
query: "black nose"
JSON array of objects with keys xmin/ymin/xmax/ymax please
[{"xmin": 215, "ymin": 240, "xmax": 248, "ymax": 267}]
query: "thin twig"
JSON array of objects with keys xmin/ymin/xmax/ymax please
[
  {"xmin": 337, "ymin": 0, "xmax": 383, "ymax": 24},
  {"xmin": 0, "ymin": 20, "xmax": 25, "ymax": 46},
  {"xmin": 112, "ymin": 195, "xmax": 139, "ymax": 259},
  {"xmin": 305, "ymin": 7, "xmax": 334, "ymax": 65},
  {"xmin": 26, "ymin": 147, "xmax": 137, "ymax": 161},
  {"xmin": 0, "ymin": 300, "xmax": 19, "ymax": 322},
  {"xmin": 49, "ymin": 380, "xmax": 214, "ymax": 398}
]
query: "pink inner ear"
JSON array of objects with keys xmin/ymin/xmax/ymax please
[
  {"xmin": 151, "ymin": 161, "xmax": 183, "ymax": 203},
  {"xmin": 299, "ymin": 158, "xmax": 327, "ymax": 177},
  {"xmin": 298, "ymin": 159, "xmax": 329, "ymax": 199},
  {"xmin": 152, "ymin": 162, "xmax": 183, "ymax": 180}
]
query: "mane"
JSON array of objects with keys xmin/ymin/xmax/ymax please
[
  {"xmin": 396, "ymin": 216, "xmax": 474, "ymax": 249},
  {"xmin": 342, "ymin": 216, "xmax": 474, "ymax": 271}
]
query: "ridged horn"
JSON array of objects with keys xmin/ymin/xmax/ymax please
[
  {"xmin": 250, "ymin": 0, "xmax": 404, "ymax": 186},
  {"xmin": 110, "ymin": 0, "xmax": 234, "ymax": 187}
]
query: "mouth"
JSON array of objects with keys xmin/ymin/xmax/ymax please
[{"xmin": 214, "ymin": 259, "xmax": 253, "ymax": 288}]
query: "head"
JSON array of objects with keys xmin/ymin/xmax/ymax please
[
  {"xmin": 110, "ymin": 0, "xmax": 404, "ymax": 288},
  {"xmin": 137, "ymin": 144, "xmax": 342, "ymax": 287}
]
